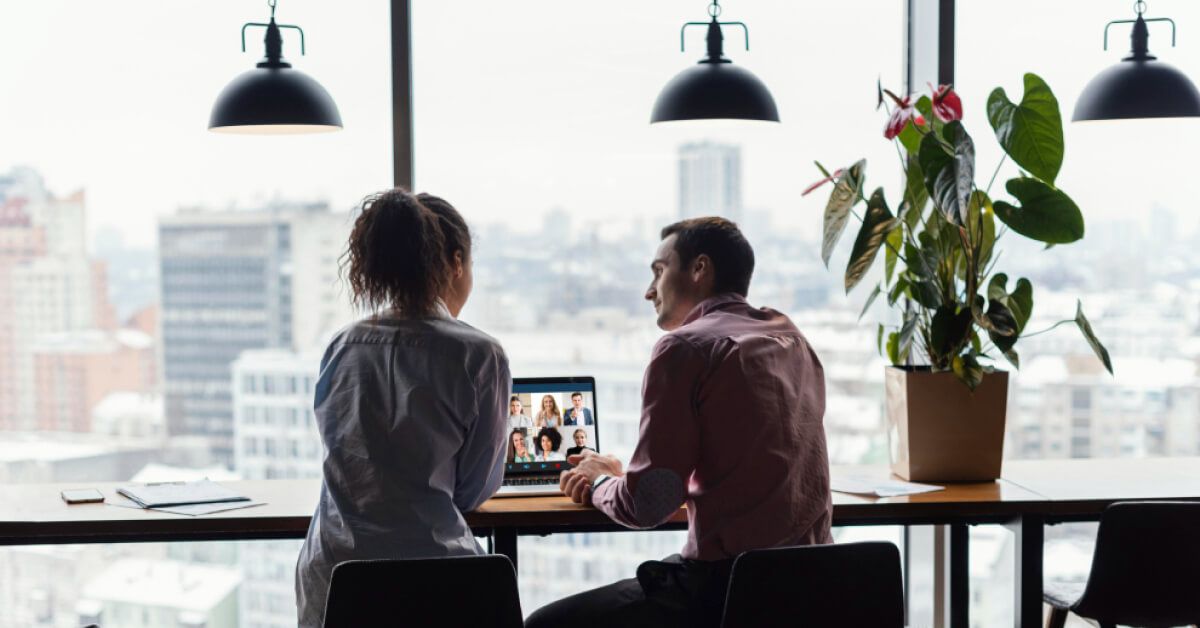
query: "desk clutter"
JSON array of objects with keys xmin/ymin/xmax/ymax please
[{"xmin": 112, "ymin": 479, "xmax": 265, "ymax": 516}]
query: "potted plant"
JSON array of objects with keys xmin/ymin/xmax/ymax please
[{"xmin": 806, "ymin": 74, "xmax": 1112, "ymax": 482}]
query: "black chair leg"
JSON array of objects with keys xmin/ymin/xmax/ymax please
[{"xmin": 1045, "ymin": 607, "xmax": 1067, "ymax": 628}]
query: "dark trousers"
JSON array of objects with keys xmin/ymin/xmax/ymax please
[{"xmin": 525, "ymin": 554, "xmax": 735, "ymax": 628}]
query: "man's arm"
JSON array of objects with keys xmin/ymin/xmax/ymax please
[{"xmin": 566, "ymin": 335, "xmax": 702, "ymax": 529}]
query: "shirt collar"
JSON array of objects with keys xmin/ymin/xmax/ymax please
[
  {"xmin": 680, "ymin": 292, "xmax": 747, "ymax": 326},
  {"xmin": 381, "ymin": 298, "xmax": 454, "ymax": 321}
]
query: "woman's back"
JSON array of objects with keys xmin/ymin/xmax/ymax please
[{"xmin": 295, "ymin": 313, "xmax": 509, "ymax": 627}]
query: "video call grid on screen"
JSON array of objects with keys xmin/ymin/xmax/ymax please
[{"xmin": 506, "ymin": 378, "xmax": 598, "ymax": 475}]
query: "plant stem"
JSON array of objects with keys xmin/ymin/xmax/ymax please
[
  {"xmin": 986, "ymin": 154, "xmax": 1008, "ymax": 196},
  {"xmin": 1020, "ymin": 319, "xmax": 1074, "ymax": 338}
]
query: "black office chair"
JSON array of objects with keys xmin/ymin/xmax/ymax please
[
  {"xmin": 322, "ymin": 554, "xmax": 523, "ymax": 628},
  {"xmin": 1045, "ymin": 501, "xmax": 1200, "ymax": 628},
  {"xmin": 720, "ymin": 541, "xmax": 905, "ymax": 628}
]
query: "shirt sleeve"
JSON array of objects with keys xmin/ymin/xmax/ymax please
[
  {"xmin": 453, "ymin": 344, "xmax": 512, "ymax": 512},
  {"xmin": 593, "ymin": 335, "xmax": 701, "ymax": 529}
]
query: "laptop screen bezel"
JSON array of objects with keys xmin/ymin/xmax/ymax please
[{"xmin": 506, "ymin": 376, "xmax": 598, "ymax": 476}]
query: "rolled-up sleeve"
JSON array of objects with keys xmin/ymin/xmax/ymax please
[
  {"xmin": 453, "ymin": 345, "xmax": 511, "ymax": 512},
  {"xmin": 593, "ymin": 335, "xmax": 701, "ymax": 529}
]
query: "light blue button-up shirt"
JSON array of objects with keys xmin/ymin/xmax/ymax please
[{"xmin": 295, "ymin": 305, "xmax": 510, "ymax": 627}]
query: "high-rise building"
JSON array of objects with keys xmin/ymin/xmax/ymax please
[
  {"xmin": 32, "ymin": 329, "xmax": 156, "ymax": 432},
  {"xmin": 0, "ymin": 169, "xmax": 107, "ymax": 431},
  {"xmin": 158, "ymin": 203, "xmax": 352, "ymax": 464},
  {"xmin": 232, "ymin": 347, "xmax": 323, "ymax": 628},
  {"xmin": 677, "ymin": 142, "xmax": 743, "ymax": 223}
]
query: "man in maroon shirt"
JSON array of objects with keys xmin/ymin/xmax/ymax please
[{"xmin": 525, "ymin": 217, "xmax": 832, "ymax": 628}]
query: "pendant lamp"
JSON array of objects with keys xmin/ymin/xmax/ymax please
[
  {"xmin": 1074, "ymin": 1, "xmax": 1200, "ymax": 122},
  {"xmin": 650, "ymin": 0, "xmax": 779, "ymax": 124},
  {"xmin": 209, "ymin": 0, "xmax": 343, "ymax": 134}
]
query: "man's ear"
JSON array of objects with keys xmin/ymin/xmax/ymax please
[{"xmin": 691, "ymin": 254, "xmax": 714, "ymax": 287}]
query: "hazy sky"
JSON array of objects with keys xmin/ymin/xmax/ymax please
[{"xmin": 2, "ymin": 1, "xmax": 1200, "ymax": 249}]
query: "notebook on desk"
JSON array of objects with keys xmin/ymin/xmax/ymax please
[{"xmin": 116, "ymin": 479, "xmax": 250, "ymax": 509}]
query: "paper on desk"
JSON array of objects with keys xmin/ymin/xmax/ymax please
[
  {"xmin": 107, "ymin": 493, "xmax": 267, "ymax": 517},
  {"xmin": 831, "ymin": 475, "xmax": 944, "ymax": 498},
  {"xmin": 148, "ymin": 500, "xmax": 266, "ymax": 517}
]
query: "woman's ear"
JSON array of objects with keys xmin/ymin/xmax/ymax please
[{"xmin": 452, "ymin": 250, "xmax": 465, "ymax": 279}]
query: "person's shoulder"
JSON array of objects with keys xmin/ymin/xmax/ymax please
[{"xmin": 436, "ymin": 319, "xmax": 510, "ymax": 370}]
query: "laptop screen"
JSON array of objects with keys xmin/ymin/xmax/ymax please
[{"xmin": 505, "ymin": 377, "xmax": 598, "ymax": 476}]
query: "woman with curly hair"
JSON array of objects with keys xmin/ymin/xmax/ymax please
[
  {"xmin": 295, "ymin": 189, "xmax": 510, "ymax": 628},
  {"xmin": 535, "ymin": 427, "xmax": 565, "ymax": 462}
]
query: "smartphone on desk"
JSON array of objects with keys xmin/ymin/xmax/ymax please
[{"xmin": 61, "ymin": 489, "xmax": 105, "ymax": 504}]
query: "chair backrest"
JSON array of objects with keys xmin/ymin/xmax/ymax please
[
  {"xmin": 322, "ymin": 554, "xmax": 523, "ymax": 628},
  {"xmin": 720, "ymin": 541, "xmax": 904, "ymax": 628},
  {"xmin": 1073, "ymin": 501, "xmax": 1200, "ymax": 627}
]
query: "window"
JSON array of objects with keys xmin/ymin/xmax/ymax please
[
  {"xmin": 0, "ymin": 2, "xmax": 388, "ymax": 625},
  {"xmin": 414, "ymin": 0, "xmax": 904, "ymax": 611}
]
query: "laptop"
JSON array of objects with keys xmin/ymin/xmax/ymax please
[{"xmin": 494, "ymin": 376, "xmax": 600, "ymax": 498}]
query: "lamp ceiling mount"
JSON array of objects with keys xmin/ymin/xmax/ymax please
[{"xmin": 650, "ymin": 0, "xmax": 780, "ymax": 124}]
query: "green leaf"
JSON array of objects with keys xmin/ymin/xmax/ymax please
[
  {"xmin": 920, "ymin": 122, "xmax": 976, "ymax": 226},
  {"xmin": 1003, "ymin": 348, "xmax": 1020, "ymax": 369},
  {"xmin": 967, "ymin": 191, "xmax": 996, "ymax": 266},
  {"xmin": 993, "ymin": 177, "xmax": 1085, "ymax": 244},
  {"xmin": 931, "ymin": 305, "xmax": 972, "ymax": 358},
  {"xmin": 952, "ymin": 353, "xmax": 985, "ymax": 391},
  {"xmin": 1074, "ymin": 301, "xmax": 1113, "ymax": 375},
  {"xmin": 859, "ymin": 283, "xmax": 882, "ymax": 321},
  {"xmin": 821, "ymin": 159, "xmax": 867, "ymax": 267},
  {"xmin": 899, "ymin": 155, "xmax": 929, "ymax": 227},
  {"xmin": 884, "ymin": 227, "xmax": 903, "ymax": 285},
  {"xmin": 897, "ymin": 315, "xmax": 918, "ymax": 363},
  {"xmin": 970, "ymin": 330, "xmax": 983, "ymax": 355},
  {"xmin": 898, "ymin": 121, "xmax": 923, "ymax": 154},
  {"xmin": 985, "ymin": 299, "xmax": 1019, "ymax": 352},
  {"xmin": 877, "ymin": 323, "xmax": 885, "ymax": 356},
  {"xmin": 886, "ymin": 331, "xmax": 901, "ymax": 365},
  {"xmin": 1010, "ymin": 278, "xmax": 1033, "ymax": 332},
  {"xmin": 914, "ymin": 95, "xmax": 943, "ymax": 135},
  {"xmin": 987, "ymin": 274, "xmax": 1034, "ymax": 334},
  {"xmin": 887, "ymin": 276, "xmax": 909, "ymax": 306},
  {"xmin": 845, "ymin": 188, "xmax": 895, "ymax": 293},
  {"xmin": 987, "ymin": 73, "xmax": 1064, "ymax": 185},
  {"xmin": 910, "ymin": 278, "xmax": 942, "ymax": 309}
]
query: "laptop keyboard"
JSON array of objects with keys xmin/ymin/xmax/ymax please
[{"xmin": 502, "ymin": 477, "xmax": 558, "ymax": 486}]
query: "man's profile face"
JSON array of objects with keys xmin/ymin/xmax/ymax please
[{"xmin": 645, "ymin": 234, "xmax": 703, "ymax": 331}]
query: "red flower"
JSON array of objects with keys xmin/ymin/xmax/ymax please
[
  {"xmin": 930, "ymin": 83, "xmax": 963, "ymax": 122},
  {"xmin": 802, "ymin": 168, "xmax": 845, "ymax": 196},
  {"xmin": 883, "ymin": 89, "xmax": 925, "ymax": 140}
]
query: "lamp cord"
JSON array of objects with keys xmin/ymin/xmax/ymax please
[
  {"xmin": 268, "ymin": 0, "xmax": 277, "ymax": 20},
  {"xmin": 708, "ymin": 0, "xmax": 722, "ymax": 19},
  {"xmin": 1134, "ymin": 1, "xmax": 1146, "ymax": 17}
]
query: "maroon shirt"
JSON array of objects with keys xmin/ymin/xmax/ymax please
[{"xmin": 592, "ymin": 293, "xmax": 832, "ymax": 560}]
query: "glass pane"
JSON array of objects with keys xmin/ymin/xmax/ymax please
[
  {"xmin": 957, "ymin": 2, "xmax": 1200, "ymax": 623},
  {"xmin": 0, "ymin": 1, "xmax": 389, "ymax": 625},
  {"xmin": 414, "ymin": 0, "xmax": 905, "ymax": 609}
]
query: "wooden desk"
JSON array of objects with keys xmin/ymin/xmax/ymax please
[{"xmin": 1, "ymin": 460, "xmax": 1197, "ymax": 628}]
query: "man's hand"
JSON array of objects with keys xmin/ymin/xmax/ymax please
[{"xmin": 559, "ymin": 450, "xmax": 624, "ymax": 505}]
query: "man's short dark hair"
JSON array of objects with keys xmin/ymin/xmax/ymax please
[
  {"xmin": 661, "ymin": 217, "xmax": 755, "ymax": 296},
  {"xmin": 571, "ymin": 392, "xmax": 583, "ymax": 400}
]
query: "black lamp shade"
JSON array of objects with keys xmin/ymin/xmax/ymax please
[
  {"xmin": 209, "ymin": 66, "xmax": 343, "ymax": 134},
  {"xmin": 651, "ymin": 62, "xmax": 780, "ymax": 123},
  {"xmin": 1073, "ymin": 58, "xmax": 1200, "ymax": 121}
]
